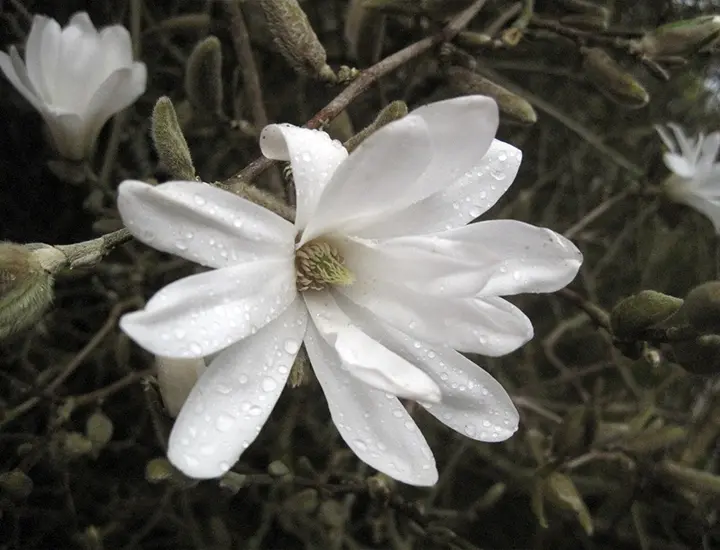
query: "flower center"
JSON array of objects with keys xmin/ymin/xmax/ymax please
[{"xmin": 295, "ymin": 240, "xmax": 355, "ymax": 292}]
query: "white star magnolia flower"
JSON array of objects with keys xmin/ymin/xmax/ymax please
[
  {"xmin": 657, "ymin": 123, "xmax": 720, "ymax": 233},
  {"xmin": 0, "ymin": 12, "xmax": 146, "ymax": 161},
  {"xmin": 118, "ymin": 96, "xmax": 583, "ymax": 486}
]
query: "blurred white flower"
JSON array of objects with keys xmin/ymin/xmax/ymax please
[
  {"xmin": 657, "ymin": 123, "xmax": 720, "ymax": 233},
  {"xmin": 117, "ymin": 96, "xmax": 583, "ymax": 485},
  {"xmin": 0, "ymin": 11, "xmax": 146, "ymax": 160}
]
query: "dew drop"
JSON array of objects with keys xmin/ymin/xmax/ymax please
[
  {"xmin": 248, "ymin": 405, "xmax": 263, "ymax": 416},
  {"xmin": 193, "ymin": 194, "xmax": 206, "ymax": 206},
  {"xmin": 353, "ymin": 439, "xmax": 368, "ymax": 452},
  {"xmin": 189, "ymin": 342, "xmax": 203, "ymax": 355},
  {"xmin": 464, "ymin": 424, "xmax": 477, "ymax": 437},
  {"xmin": 284, "ymin": 339, "xmax": 300, "ymax": 354},
  {"xmin": 261, "ymin": 377, "xmax": 277, "ymax": 392},
  {"xmin": 216, "ymin": 413, "xmax": 235, "ymax": 432}
]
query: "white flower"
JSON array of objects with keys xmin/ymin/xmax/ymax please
[
  {"xmin": 657, "ymin": 123, "xmax": 720, "ymax": 233},
  {"xmin": 155, "ymin": 356, "xmax": 206, "ymax": 418},
  {"xmin": 117, "ymin": 96, "xmax": 583, "ymax": 486},
  {"xmin": 0, "ymin": 12, "xmax": 146, "ymax": 160}
]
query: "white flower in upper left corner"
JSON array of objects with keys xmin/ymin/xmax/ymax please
[
  {"xmin": 657, "ymin": 123, "xmax": 720, "ymax": 233},
  {"xmin": 117, "ymin": 96, "xmax": 583, "ymax": 486},
  {"xmin": 0, "ymin": 11, "xmax": 147, "ymax": 160}
]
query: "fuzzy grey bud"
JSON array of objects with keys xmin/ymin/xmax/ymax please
[
  {"xmin": 610, "ymin": 290, "xmax": 683, "ymax": 338},
  {"xmin": 185, "ymin": 36, "xmax": 224, "ymax": 116},
  {"xmin": 680, "ymin": 281, "xmax": 720, "ymax": 333},
  {"xmin": 260, "ymin": 0, "xmax": 336, "ymax": 82},
  {"xmin": 632, "ymin": 16, "xmax": 720, "ymax": 58},
  {"xmin": 582, "ymin": 48, "xmax": 649, "ymax": 109},
  {"xmin": 152, "ymin": 97, "xmax": 196, "ymax": 181}
]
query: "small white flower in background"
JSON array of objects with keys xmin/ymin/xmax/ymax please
[
  {"xmin": 117, "ymin": 96, "xmax": 583, "ymax": 486},
  {"xmin": 0, "ymin": 12, "xmax": 146, "ymax": 161},
  {"xmin": 656, "ymin": 123, "xmax": 720, "ymax": 233}
]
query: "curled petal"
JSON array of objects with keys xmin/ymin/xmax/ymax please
[
  {"xmin": 335, "ymin": 296, "xmax": 519, "ymax": 441},
  {"xmin": 118, "ymin": 180, "xmax": 295, "ymax": 268},
  {"xmin": 259, "ymin": 124, "xmax": 348, "ymax": 230},
  {"xmin": 168, "ymin": 298, "xmax": 307, "ymax": 478},
  {"xmin": 304, "ymin": 292, "xmax": 441, "ymax": 403},
  {"xmin": 304, "ymin": 321, "xmax": 438, "ymax": 486},
  {"xmin": 120, "ymin": 257, "xmax": 297, "ymax": 358}
]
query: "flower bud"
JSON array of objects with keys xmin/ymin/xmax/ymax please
[
  {"xmin": 543, "ymin": 472, "xmax": 593, "ymax": 535},
  {"xmin": 610, "ymin": 290, "xmax": 683, "ymax": 338},
  {"xmin": 218, "ymin": 471, "xmax": 247, "ymax": 493},
  {"xmin": 344, "ymin": 101, "xmax": 409, "ymax": 153},
  {"xmin": 632, "ymin": 16, "xmax": 720, "ymax": 58},
  {"xmin": 86, "ymin": 411, "xmax": 114, "ymax": 450},
  {"xmin": 152, "ymin": 97, "xmax": 196, "ymax": 181},
  {"xmin": 0, "ymin": 242, "xmax": 60, "ymax": 340},
  {"xmin": 582, "ymin": 48, "xmax": 649, "ymax": 109},
  {"xmin": 51, "ymin": 431, "xmax": 94, "ymax": 461},
  {"xmin": 185, "ymin": 36, "xmax": 224, "ymax": 116},
  {"xmin": 268, "ymin": 460, "xmax": 292, "ymax": 478},
  {"xmin": 447, "ymin": 67, "xmax": 537, "ymax": 125},
  {"xmin": 0, "ymin": 469, "xmax": 33, "ymax": 500},
  {"xmin": 679, "ymin": 281, "xmax": 720, "ymax": 332},
  {"xmin": 259, "ymin": 0, "xmax": 336, "ymax": 82}
]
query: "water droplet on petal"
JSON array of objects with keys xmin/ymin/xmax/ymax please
[
  {"xmin": 261, "ymin": 377, "xmax": 277, "ymax": 392},
  {"xmin": 216, "ymin": 413, "xmax": 235, "ymax": 432},
  {"xmin": 284, "ymin": 339, "xmax": 300, "ymax": 354},
  {"xmin": 193, "ymin": 194, "xmax": 206, "ymax": 206}
]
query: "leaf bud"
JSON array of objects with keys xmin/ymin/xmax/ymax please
[
  {"xmin": 581, "ymin": 47, "xmax": 649, "ymax": 109},
  {"xmin": 632, "ymin": 16, "xmax": 720, "ymax": 58},
  {"xmin": 367, "ymin": 472, "xmax": 395, "ymax": 504},
  {"xmin": 610, "ymin": 290, "xmax": 683, "ymax": 338},
  {"xmin": 344, "ymin": 101, "xmax": 409, "ymax": 153},
  {"xmin": 656, "ymin": 460, "xmax": 720, "ymax": 495},
  {"xmin": 0, "ymin": 242, "xmax": 61, "ymax": 340},
  {"xmin": 543, "ymin": 472, "xmax": 593, "ymax": 535},
  {"xmin": 268, "ymin": 460, "xmax": 292, "ymax": 478},
  {"xmin": 152, "ymin": 97, "xmax": 196, "ymax": 181},
  {"xmin": 145, "ymin": 457, "xmax": 197, "ymax": 489},
  {"xmin": 51, "ymin": 431, "xmax": 94, "ymax": 461},
  {"xmin": 185, "ymin": 36, "xmax": 224, "ymax": 116},
  {"xmin": 679, "ymin": 281, "xmax": 720, "ymax": 332},
  {"xmin": 614, "ymin": 425, "xmax": 686, "ymax": 454},
  {"xmin": 447, "ymin": 66, "xmax": 537, "ymax": 125},
  {"xmin": 284, "ymin": 488, "xmax": 320, "ymax": 514},
  {"xmin": 218, "ymin": 471, "xmax": 247, "ymax": 493},
  {"xmin": 0, "ymin": 469, "xmax": 33, "ymax": 500},
  {"xmin": 85, "ymin": 411, "xmax": 114, "ymax": 450},
  {"xmin": 260, "ymin": 0, "xmax": 336, "ymax": 82},
  {"xmin": 552, "ymin": 405, "xmax": 595, "ymax": 458}
]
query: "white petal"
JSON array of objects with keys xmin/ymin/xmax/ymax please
[
  {"xmin": 356, "ymin": 139, "xmax": 522, "ymax": 238},
  {"xmin": 155, "ymin": 356, "xmax": 206, "ymax": 417},
  {"xmin": 361, "ymin": 221, "xmax": 582, "ymax": 297},
  {"xmin": 340, "ymin": 236, "xmax": 494, "ymax": 298},
  {"xmin": 696, "ymin": 132, "xmax": 720, "ymax": 175},
  {"xmin": 24, "ymin": 14, "xmax": 54, "ymax": 102},
  {"xmin": 334, "ymin": 296, "xmax": 519, "ymax": 441},
  {"xmin": 98, "ymin": 25, "xmax": 134, "ymax": 69},
  {"xmin": 168, "ymin": 298, "xmax": 307, "ymax": 479},
  {"xmin": 118, "ymin": 180, "xmax": 296, "ymax": 268},
  {"xmin": 120, "ymin": 258, "xmax": 297, "ymax": 358},
  {"xmin": 0, "ymin": 49, "xmax": 46, "ymax": 114},
  {"xmin": 259, "ymin": 124, "xmax": 348, "ymax": 230},
  {"xmin": 339, "ymin": 279, "xmax": 533, "ymax": 356},
  {"xmin": 67, "ymin": 12, "xmax": 97, "ymax": 34},
  {"xmin": 664, "ymin": 152, "xmax": 696, "ymax": 179},
  {"xmin": 300, "ymin": 114, "xmax": 433, "ymax": 243},
  {"xmin": 46, "ymin": 111, "xmax": 86, "ymax": 160},
  {"xmin": 304, "ymin": 292, "xmax": 441, "ymax": 402},
  {"xmin": 304, "ymin": 321, "xmax": 438, "ymax": 486},
  {"xmin": 674, "ymin": 193, "xmax": 720, "ymax": 235},
  {"xmin": 81, "ymin": 64, "xmax": 147, "ymax": 152}
]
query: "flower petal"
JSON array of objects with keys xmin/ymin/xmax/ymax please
[
  {"xmin": 334, "ymin": 295, "xmax": 519, "ymax": 441},
  {"xmin": 362, "ymin": 220, "xmax": 582, "ymax": 297},
  {"xmin": 81, "ymin": 64, "xmax": 147, "ymax": 152},
  {"xmin": 674, "ymin": 193, "xmax": 720, "ymax": 235},
  {"xmin": 118, "ymin": 180, "xmax": 296, "ymax": 268},
  {"xmin": 356, "ymin": 139, "xmax": 522, "ymax": 238},
  {"xmin": 0, "ymin": 48, "xmax": 45, "ymax": 114},
  {"xmin": 98, "ymin": 25, "xmax": 134, "ymax": 69},
  {"xmin": 304, "ymin": 292, "xmax": 441, "ymax": 402},
  {"xmin": 304, "ymin": 321, "xmax": 438, "ymax": 486},
  {"xmin": 155, "ymin": 356, "xmax": 206, "ymax": 417},
  {"xmin": 339, "ymin": 278, "xmax": 533, "ymax": 356},
  {"xmin": 168, "ymin": 298, "xmax": 307, "ymax": 479},
  {"xmin": 259, "ymin": 124, "xmax": 348, "ymax": 230},
  {"xmin": 24, "ymin": 14, "xmax": 54, "ymax": 102},
  {"xmin": 120, "ymin": 257, "xmax": 297, "ymax": 358},
  {"xmin": 300, "ymin": 114, "xmax": 433, "ymax": 243}
]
